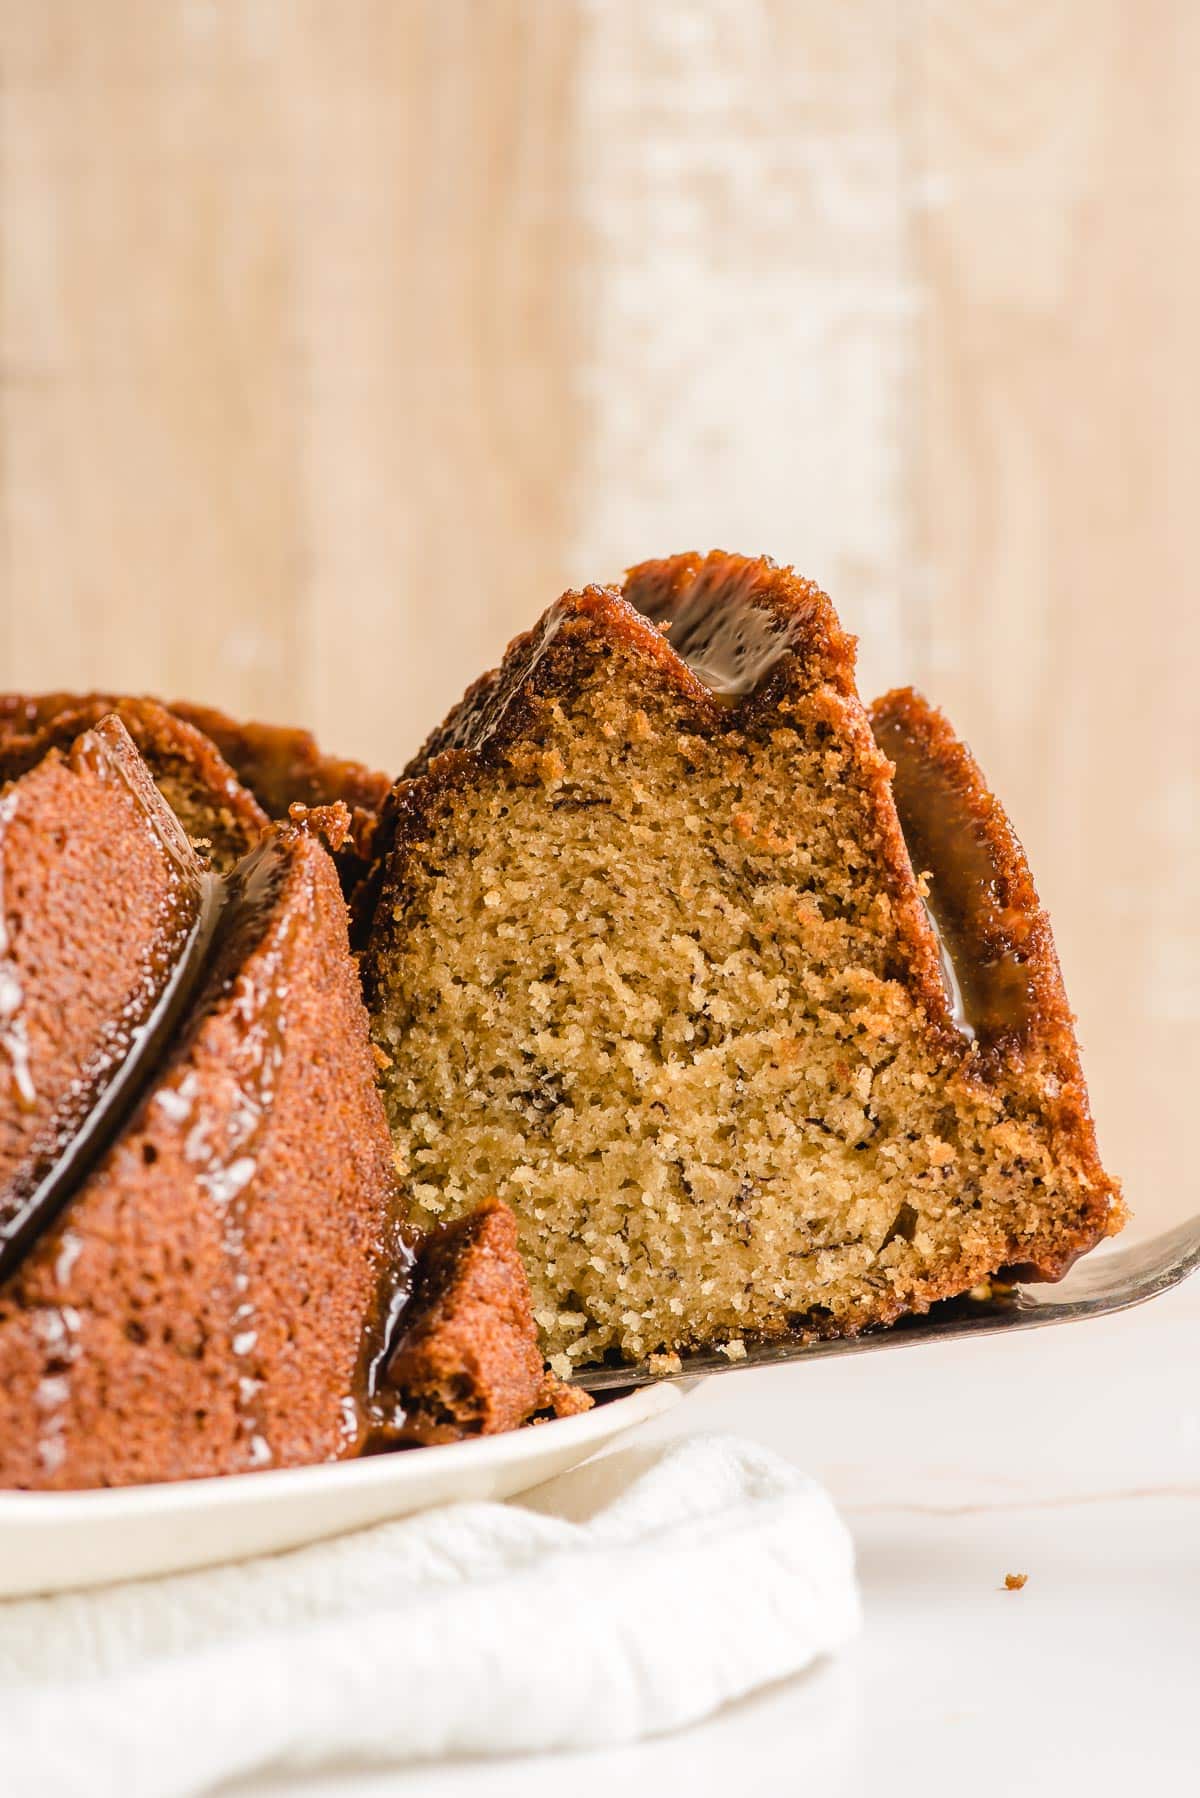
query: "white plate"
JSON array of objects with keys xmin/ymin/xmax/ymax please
[{"xmin": 0, "ymin": 1383, "xmax": 686, "ymax": 1599}]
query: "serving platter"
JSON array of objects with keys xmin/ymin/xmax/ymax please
[{"xmin": 0, "ymin": 1381, "xmax": 686, "ymax": 1599}]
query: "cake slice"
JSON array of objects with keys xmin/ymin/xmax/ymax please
[{"xmin": 363, "ymin": 550, "xmax": 1123, "ymax": 1374}]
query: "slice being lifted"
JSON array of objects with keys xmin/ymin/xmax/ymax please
[{"xmin": 364, "ymin": 551, "xmax": 1123, "ymax": 1375}]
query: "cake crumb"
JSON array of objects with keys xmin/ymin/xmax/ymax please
[
  {"xmin": 719, "ymin": 1338, "xmax": 747, "ymax": 1362},
  {"xmin": 1003, "ymin": 1572, "xmax": 1028, "ymax": 1591},
  {"xmin": 647, "ymin": 1351, "xmax": 683, "ymax": 1376}
]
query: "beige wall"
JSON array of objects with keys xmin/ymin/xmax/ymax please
[{"xmin": 2, "ymin": 2, "xmax": 1196, "ymax": 1232}]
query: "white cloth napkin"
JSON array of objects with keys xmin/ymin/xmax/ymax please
[{"xmin": 0, "ymin": 1434, "xmax": 860, "ymax": 1797}]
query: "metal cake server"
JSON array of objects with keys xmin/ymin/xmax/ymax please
[{"xmin": 576, "ymin": 1212, "xmax": 1200, "ymax": 1393}]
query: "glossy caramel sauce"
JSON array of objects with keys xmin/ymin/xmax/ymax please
[
  {"xmin": 350, "ymin": 1212, "xmax": 419, "ymax": 1448},
  {"xmin": 628, "ymin": 564, "xmax": 808, "ymax": 697},
  {"xmin": 0, "ymin": 875, "xmax": 222, "ymax": 1285},
  {"xmin": 873, "ymin": 712, "xmax": 1037, "ymax": 1044},
  {"xmin": 0, "ymin": 788, "xmax": 34, "ymax": 1112}
]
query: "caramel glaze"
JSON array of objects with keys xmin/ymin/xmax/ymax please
[
  {"xmin": 872, "ymin": 713, "xmax": 1037, "ymax": 1048},
  {"xmin": 871, "ymin": 686, "xmax": 1125, "ymax": 1279},
  {"xmin": 624, "ymin": 553, "xmax": 817, "ymax": 696},
  {"xmin": 871, "ymin": 698, "xmax": 1042, "ymax": 1052},
  {"xmin": 0, "ymin": 720, "xmax": 216, "ymax": 1281},
  {"xmin": 359, "ymin": 1201, "xmax": 558, "ymax": 1451},
  {"xmin": 0, "ymin": 826, "xmax": 303, "ymax": 1292},
  {"xmin": 0, "ymin": 753, "xmax": 428, "ymax": 1459},
  {"xmin": 352, "ymin": 1208, "xmax": 418, "ymax": 1443}
]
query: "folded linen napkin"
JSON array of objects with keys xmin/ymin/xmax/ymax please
[{"xmin": 0, "ymin": 1434, "xmax": 860, "ymax": 1798}]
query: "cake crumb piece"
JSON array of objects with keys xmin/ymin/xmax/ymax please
[
  {"xmin": 1003, "ymin": 1572, "xmax": 1028, "ymax": 1591},
  {"xmin": 719, "ymin": 1338, "xmax": 747, "ymax": 1362},
  {"xmin": 647, "ymin": 1351, "xmax": 683, "ymax": 1376}
]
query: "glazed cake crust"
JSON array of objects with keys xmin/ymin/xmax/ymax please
[
  {"xmin": 0, "ymin": 692, "xmax": 391, "ymax": 888},
  {"xmin": 364, "ymin": 551, "xmax": 1122, "ymax": 1371},
  {"xmin": 0, "ymin": 826, "xmax": 399, "ymax": 1490},
  {"xmin": 0, "ymin": 717, "xmax": 208, "ymax": 1261},
  {"xmin": 375, "ymin": 1199, "xmax": 587, "ymax": 1446},
  {"xmin": 168, "ymin": 699, "xmax": 391, "ymax": 822},
  {"xmin": 870, "ymin": 685, "xmax": 1123, "ymax": 1277},
  {"xmin": 0, "ymin": 697, "xmax": 268, "ymax": 874}
]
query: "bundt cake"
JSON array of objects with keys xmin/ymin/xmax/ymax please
[
  {"xmin": 0, "ymin": 715, "xmax": 578, "ymax": 1488},
  {"xmin": 0, "ymin": 693, "xmax": 389, "ymax": 889},
  {"xmin": 363, "ymin": 550, "xmax": 1124, "ymax": 1375},
  {"xmin": 0, "ymin": 715, "xmax": 212, "ymax": 1280},
  {"xmin": 0, "ymin": 697, "xmax": 268, "ymax": 874},
  {"xmin": 0, "ymin": 543, "xmax": 1124, "ymax": 1477},
  {"xmin": 0, "ymin": 821, "xmax": 399, "ymax": 1487}
]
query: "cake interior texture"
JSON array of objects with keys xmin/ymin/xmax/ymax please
[{"xmin": 367, "ymin": 552, "xmax": 1122, "ymax": 1373}]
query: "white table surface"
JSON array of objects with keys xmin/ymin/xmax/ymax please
[{"xmin": 249, "ymin": 1265, "xmax": 1200, "ymax": 1798}]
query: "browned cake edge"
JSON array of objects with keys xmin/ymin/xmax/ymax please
[
  {"xmin": 0, "ymin": 692, "xmax": 389, "ymax": 824},
  {"xmin": 0, "ymin": 716, "xmax": 208, "ymax": 1247},
  {"xmin": 0, "ymin": 697, "xmax": 268, "ymax": 873},
  {"xmin": 170, "ymin": 699, "xmax": 391, "ymax": 817},
  {"xmin": 870, "ymin": 685, "xmax": 1126, "ymax": 1276},
  {"xmin": 0, "ymin": 825, "xmax": 398, "ymax": 1489},
  {"xmin": 379, "ymin": 1200, "xmax": 590, "ymax": 1446}
]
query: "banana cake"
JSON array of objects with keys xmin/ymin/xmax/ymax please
[{"xmin": 362, "ymin": 550, "xmax": 1124, "ymax": 1376}]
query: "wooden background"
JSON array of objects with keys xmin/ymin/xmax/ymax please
[{"xmin": 1, "ymin": 2, "xmax": 1195, "ymax": 1231}]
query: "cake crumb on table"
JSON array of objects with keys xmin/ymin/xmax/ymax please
[{"xmin": 1003, "ymin": 1572, "xmax": 1028, "ymax": 1591}]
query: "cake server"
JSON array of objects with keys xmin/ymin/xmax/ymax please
[{"xmin": 575, "ymin": 1211, "xmax": 1200, "ymax": 1392}]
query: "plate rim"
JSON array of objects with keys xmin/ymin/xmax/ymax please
[{"xmin": 0, "ymin": 1379, "xmax": 686, "ymax": 1521}]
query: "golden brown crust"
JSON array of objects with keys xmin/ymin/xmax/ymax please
[
  {"xmin": 172, "ymin": 702, "xmax": 389, "ymax": 896},
  {"xmin": 0, "ymin": 693, "xmax": 390, "ymax": 888},
  {"xmin": 0, "ymin": 697, "xmax": 267, "ymax": 874},
  {"xmin": 402, "ymin": 553, "xmax": 854, "ymax": 783},
  {"xmin": 0, "ymin": 827, "xmax": 399, "ymax": 1489},
  {"xmin": 870, "ymin": 686, "xmax": 1126, "ymax": 1271},
  {"xmin": 170, "ymin": 700, "xmax": 391, "ymax": 820},
  {"xmin": 0, "ymin": 717, "xmax": 207, "ymax": 1256}
]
